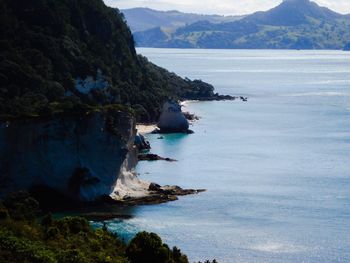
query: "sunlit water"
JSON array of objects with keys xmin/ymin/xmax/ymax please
[{"xmin": 95, "ymin": 49, "xmax": 350, "ymax": 262}]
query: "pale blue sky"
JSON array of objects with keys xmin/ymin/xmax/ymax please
[{"xmin": 103, "ymin": 0, "xmax": 350, "ymax": 15}]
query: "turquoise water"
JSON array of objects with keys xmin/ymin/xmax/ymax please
[{"xmin": 102, "ymin": 49, "xmax": 350, "ymax": 262}]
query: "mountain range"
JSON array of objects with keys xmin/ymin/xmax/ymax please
[
  {"xmin": 121, "ymin": 7, "xmax": 243, "ymax": 33},
  {"xmin": 123, "ymin": 0, "xmax": 350, "ymax": 50}
]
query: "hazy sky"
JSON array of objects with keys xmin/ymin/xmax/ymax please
[{"xmin": 103, "ymin": 0, "xmax": 350, "ymax": 15}]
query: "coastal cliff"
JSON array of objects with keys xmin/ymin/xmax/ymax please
[
  {"xmin": 0, "ymin": 0, "xmax": 218, "ymax": 123},
  {"xmin": 0, "ymin": 0, "xmax": 216, "ymax": 205},
  {"xmin": 0, "ymin": 110, "xmax": 136, "ymax": 202}
]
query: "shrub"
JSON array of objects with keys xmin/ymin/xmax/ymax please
[
  {"xmin": 3, "ymin": 191, "xmax": 39, "ymax": 221},
  {"xmin": 0, "ymin": 202, "xmax": 9, "ymax": 220},
  {"xmin": 126, "ymin": 231, "xmax": 189, "ymax": 263},
  {"xmin": 0, "ymin": 193, "xmax": 191, "ymax": 263}
]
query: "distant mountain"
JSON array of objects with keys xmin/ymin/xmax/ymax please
[
  {"xmin": 121, "ymin": 7, "xmax": 243, "ymax": 32},
  {"xmin": 247, "ymin": 0, "xmax": 342, "ymax": 26},
  {"xmin": 130, "ymin": 0, "xmax": 350, "ymax": 50}
]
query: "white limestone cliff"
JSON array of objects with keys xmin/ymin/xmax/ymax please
[
  {"xmin": 0, "ymin": 111, "xmax": 139, "ymax": 202},
  {"xmin": 157, "ymin": 100, "xmax": 189, "ymax": 132}
]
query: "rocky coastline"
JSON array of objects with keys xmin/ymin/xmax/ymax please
[
  {"xmin": 0, "ymin": 107, "xmax": 205, "ymax": 214},
  {"xmin": 0, "ymin": 96, "xmax": 243, "ymax": 215},
  {"xmin": 138, "ymin": 153, "xmax": 177, "ymax": 162},
  {"xmin": 111, "ymin": 185, "xmax": 205, "ymax": 207}
]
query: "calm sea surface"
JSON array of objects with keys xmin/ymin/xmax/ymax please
[{"xmin": 98, "ymin": 49, "xmax": 350, "ymax": 262}]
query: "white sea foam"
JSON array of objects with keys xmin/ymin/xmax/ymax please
[{"xmin": 250, "ymin": 241, "xmax": 306, "ymax": 254}]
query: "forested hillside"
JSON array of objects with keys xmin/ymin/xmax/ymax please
[
  {"xmin": 0, "ymin": 0, "xmax": 214, "ymax": 122},
  {"xmin": 130, "ymin": 0, "xmax": 350, "ymax": 50},
  {"xmin": 122, "ymin": 7, "xmax": 243, "ymax": 32}
]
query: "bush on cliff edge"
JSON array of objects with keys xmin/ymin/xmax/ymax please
[{"xmin": 0, "ymin": 192, "xmax": 189, "ymax": 263}]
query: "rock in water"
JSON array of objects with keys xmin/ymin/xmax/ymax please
[
  {"xmin": 134, "ymin": 132, "xmax": 151, "ymax": 151},
  {"xmin": 157, "ymin": 101, "xmax": 189, "ymax": 133}
]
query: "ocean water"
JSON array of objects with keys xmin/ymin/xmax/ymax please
[{"xmin": 102, "ymin": 49, "xmax": 350, "ymax": 262}]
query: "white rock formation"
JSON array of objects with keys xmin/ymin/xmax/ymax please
[{"xmin": 157, "ymin": 100, "xmax": 189, "ymax": 132}]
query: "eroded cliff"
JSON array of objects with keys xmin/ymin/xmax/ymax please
[{"xmin": 0, "ymin": 110, "xmax": 136, "ymax": 202}]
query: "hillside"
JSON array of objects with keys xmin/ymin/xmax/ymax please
[
  {"xmin": 0, "ymin": 0, "xmax": 215, "ymax": 122},
  {"xmin": 122, "ymin": 7, "xmax": 243, "ymax": 32},
  {"xmin": 246, "ymin": 0, "xmax": 342, "ymax": 26},
  {"xmin": 131, "ymin": 0, "xmax": 350, "ymax": 49},
  {"xmin": 0, "ymin": 192, "xmax": 190, "ymax": 263}
]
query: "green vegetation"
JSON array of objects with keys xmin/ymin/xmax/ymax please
[
  {"xmin": 132, "ymin": 0, "xmax": 350, "ymax": 50},
  {"xmin": 0, "ymin": 0, "xmax": 215, "ymax": 122},
  {"xmin": 121, "ymin": 8, "xmax": 243, "ymax": 33},
  {"xmin": 126, "ymin": 232, "xmax": 188, "ymax": 263},
  {"xmin": 0, "ymin": 192, "xmax": 190, "ymax": 263}
]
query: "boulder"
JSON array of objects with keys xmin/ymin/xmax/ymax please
[
  {"xmin": 157, "ymin": 100, "xmax": 189, "ymax": 133},
  {"xmin": 134, "ymin": 132, "xmax": 151, "ymax": 151}
]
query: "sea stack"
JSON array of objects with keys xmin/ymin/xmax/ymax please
[{"xmin": 157, "ymin": 100, "xmax": 189, "ymax": 133}]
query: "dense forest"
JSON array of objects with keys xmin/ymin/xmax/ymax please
[
  {"xmin": 0, "ymin": 192, "xmax": 191, "ymax": 263},
  {"xmin": 0, "ymin": 0, "xmax": 215, "ymax": 122}
]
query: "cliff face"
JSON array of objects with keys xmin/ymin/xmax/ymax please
[
  {"xmin": 0, "ymin": 111, "xmax": 136, "ymax": 202},
  {"xmin": 0, "ymin": 0, "xmax": 216, "ymax": 203}
]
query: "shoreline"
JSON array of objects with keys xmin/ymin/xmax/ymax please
[
  {"xmin": 114, "ymin": 109, "xmax": 204, "ymax": 208},
  {"xmin": 111, "ymin": 97, "xmax": 243, "ymax": 210},
  {"xmin": 136, "ymin": 123, "xmax": 157, "ymax": 135}
]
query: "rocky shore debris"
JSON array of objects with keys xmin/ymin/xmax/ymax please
[
  {"xmin": 193, "ymin": 94, "xmax": 248, "ymax": 102},
  {"xmin": 183, "ymin": 111, "xmax": 200, "ymax": 121},
  {"xmin": 151, "ymin": 128, "xmax": 194, "ymax": 134},
  {"xmin": 134, "ymin": 132, "xmax": 151, "ymax": 151},
  {"xmin": 197, "ymin": 93, "xmax": 237, "ymax": 101},
  {"xmin": 138, "ymin": 153, "xmax": 177, "ymax": 162},
  {"xmin": 149, "ymin": 183, "xmax": 205, "ymax": 196},
  {"xmin": 117, "ymin": 184, "xmax": 206, "ymax": 206}
]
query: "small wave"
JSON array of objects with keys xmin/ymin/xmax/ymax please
[
  {"xmin": 307, "ymin": 80, "xmax": 350, "ymax": 85},
  {"xmin": 283, "ymin": 91, "xmax": 350, "ymax": 97},
  {"xmin": 250, "ymin": 241, "xmax": 307, "ymax": 254}
]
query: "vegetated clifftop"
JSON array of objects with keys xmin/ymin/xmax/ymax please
[
  {"xmin": 130, "ymin": 0, "xmax": 350, "ymax": 49},
  {"xmin": 0, "ymin": 0, "xmax": 215, "ymax": 123}
]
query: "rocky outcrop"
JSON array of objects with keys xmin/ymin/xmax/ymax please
[
  {"xmin": 138, "ymin": 154, "xmax": 177, "ymax": 162},
  {"xmin": 157, "ymin": 101, "xmax": 189, "ymax": 133},
  {"xmin": 0, "ymin": 110, "xmax": 136, "ymax": 202},
  {"xmin": 134, "ymin": 132, "xmax": 151, "ymax": 151},
  {"xmin": 117, "ymin": 184, "xmax": 206, "ymax": 206}
]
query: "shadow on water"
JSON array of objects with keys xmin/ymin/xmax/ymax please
[{"xmin": 146, "ymin": 132, "xmax": 192, "ymax": 158}]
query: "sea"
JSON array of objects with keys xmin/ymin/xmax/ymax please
[{"xmin": 95, "ymin": 49, "xmax": 350, "ymax": 263}]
